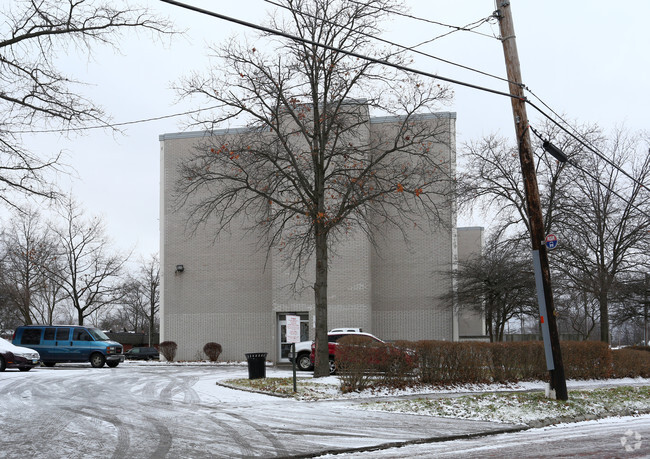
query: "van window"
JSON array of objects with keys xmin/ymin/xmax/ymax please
[
  {"xmin": 56, "ymin": 328, "xmax": 70, "ymax": 341},
  {"xmin": 87, "ymin": 328, "xmax": 110, "ymax": 341},
  {"xmin": 73, "ymin": 329, "xmax": 92, "ymax": 341},
  {"xmin": 21, "ymin": 328, "xmax": 42, "ymax": 345},
  {"xmin": 44, "ymin": 328, "xmax": 56, "ymax": 340}
]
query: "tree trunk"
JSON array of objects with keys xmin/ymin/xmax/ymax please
[
  {"xmin": 599, "ymin": 292, "xmax": 609, "ymax": 343},
  {"xmin": 313, "ymin": 228, "xmax": 329, "ymax": 377},
  {"xmin": 77, "ymin": 307, "xmax": 84, "ymax": 326},
  {"xmin": 149, "ymin": 310, "xmax": 155, "ymax": 347}
]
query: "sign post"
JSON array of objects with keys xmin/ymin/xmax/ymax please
[{"xmin": 285, "ymin": 315, "xmax": 301, "ymax": 392}]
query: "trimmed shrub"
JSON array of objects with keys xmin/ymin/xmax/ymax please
[
  {"xmin": 336, "ymin": 335, "xmax": 384, "ymax": 392},
  {"xmin": 335, "ymin": 338, "xmax": 650, "ymax": 391},
  {"xmin": 560, "ymin": 341, "xmax": 612, "ymax": 379},
  {"xmin": 336, "ymin": 336, "xmax": 417, "ymax": 392},
  {"xmin": 415, "ymin": 341, "xmax": 493, "ymax": 385},
  {"xmin": 159, "ymin": 341, "xmax": 178, "ymax": 362},
  {"xmin": 489, "ymin": 341, "xmax": 546, "ymax": 383},
  {"xmin": 628, "ymin": 345, "xmax": 650, "ymax": 353},
  {"xmin": 612, "ymin": 348, "xmax": 650, "ymax": 378},
  {"xmin": 203, "ymin": 342, "xmax": 223, "ymax": 362}
]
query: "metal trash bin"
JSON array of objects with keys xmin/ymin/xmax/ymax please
[{"xmin": 245, "ymin": 352, "xmax": 267, "ymax": 379}]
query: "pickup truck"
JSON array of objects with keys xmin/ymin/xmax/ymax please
[
  {"xmin": 289, "ymin": 328, "xmax": 363, "ymax": 371},
  {"xmin": 310, "ymin": 332, "xmax": 383, "ymax": 374}
]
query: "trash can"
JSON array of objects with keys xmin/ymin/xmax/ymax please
[{"xmin": 245, "ymin": 352, "xmax": 267, "ymax": 379}]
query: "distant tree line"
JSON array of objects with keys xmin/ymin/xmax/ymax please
[
  {"xmin": 0, "ymin": 198, "xmax": 159, "ymax": 337},
  {"xmin": 452, "ymin": 123, "xmax": 650, "ymax": 345}
]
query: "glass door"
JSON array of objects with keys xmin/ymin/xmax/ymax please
[{"xmin": 277, "ymin": 313, "xmax": 309, "ymax": 362}]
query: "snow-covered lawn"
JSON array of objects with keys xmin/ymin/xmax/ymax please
[
  {"xmin": 361, "ymin": 386, "xmax": 650, "ymax": 427},
  {"xmin": 219, "ymin": 369, "xmax": 650, "ymax": 427}
]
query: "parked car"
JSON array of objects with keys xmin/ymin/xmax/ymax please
[
  {"xmin": 12, "ymin": 325, "xmax": 124, "ymax": 368},
  {"xmin": 0, "ymin": 337, "xmax": 40, "ymax": 372},
  {"xmin": 310, "ymin": 331, "xmax": 385, "ymax": 374},
  {"xmin": 125, "ymin": 347, "xmax": 159, "ymax": 360},
  {"xmin": 289, "ymin": 328, "xmax": 365, "ymax": 371}
]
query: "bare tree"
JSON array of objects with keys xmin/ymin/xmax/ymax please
[
  {"xmin": 609, "ymin": 273, "xmax": 650, "ymax": 345},
  {"xmin": 96, "ymin": 256, "xmax": 159, "ymax": 339},
  {"xmin": 445, "ymin": 232, "xmax": 536, "ymax": 342},
  {"xmin": 554, "ymin": 278, "xmax": 599, "ymax": 340},
  {"xmin": 50, "ymin": 198, "xmax": 128, "ymax": 325},
  {"xmin": 0, "ymin": 0, "xmax": 173, "ymax": 207},
  {"xmin": 175, "ymin": 0, "xmax": 454, "ymax": 376},
  {"xmin": 0, "ymin": 208, "xmax": 60, "ymax": 325},
  {"xmin": 556, "ymin": 130, "xmax": 650, "ymax": 342},
  {"xmin": 139, "ymin": 255, "xmax": 160, "ymax": 346},
  {"xmin": 461, "ymin": 124, "xmax": 650, "ymax": 343}
]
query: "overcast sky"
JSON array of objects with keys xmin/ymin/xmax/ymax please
[{"xmin": 10, "ymin": 0, "xmax": 650, "ymax": 264}]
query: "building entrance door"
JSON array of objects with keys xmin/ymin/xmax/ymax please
[{"xmin": 277, "ymin": 313, "xmax": 309, "ymax": 363}]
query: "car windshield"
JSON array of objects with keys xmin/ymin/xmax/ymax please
[{"xmin": 87, "ymin": 328, "xmax": 110, "ymax": 341}]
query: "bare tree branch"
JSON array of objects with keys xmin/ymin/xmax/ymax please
[
  {"xmin": 174, "ymin": 0, "xmax": 454, "ymax": 376},
  {"xmin": 0, "ymin": 0, "xmax": 175, "ymax": 206}
]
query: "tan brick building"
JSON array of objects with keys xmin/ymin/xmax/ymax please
[{"xmin": 160, "ymin": 111, "xmax": 484, "ymax": 362}]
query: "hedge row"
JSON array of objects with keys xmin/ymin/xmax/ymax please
[{"xmin": 335, "ymin": 339, "xmax": 649, "ymax": 392}]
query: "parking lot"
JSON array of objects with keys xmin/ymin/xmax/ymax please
[{"xmin": 0, "ymin": 362, "xmax": 519, "ymax": 458}]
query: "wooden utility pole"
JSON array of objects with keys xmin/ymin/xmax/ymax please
[{"xmin": 496, "ymin": 0, "xmax": 568, "ymax": 400}]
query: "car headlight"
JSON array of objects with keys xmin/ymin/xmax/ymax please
[{"xmin": 16, "ymin": 352, "xmax": 39, "ymax": 360}]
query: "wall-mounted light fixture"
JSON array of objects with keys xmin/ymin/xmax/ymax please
[{"xmin": 175, "ymin": 264, "xmax": 185, "ymax": 273}]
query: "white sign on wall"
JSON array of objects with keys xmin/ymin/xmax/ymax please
[{"xmin": 286, "ymin": 315, "xmax": 301, "ymax": 344}]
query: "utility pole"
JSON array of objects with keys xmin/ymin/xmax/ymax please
[{"xmin": 496, "ymin": 0, "xmax": 568, "ymax": 400}]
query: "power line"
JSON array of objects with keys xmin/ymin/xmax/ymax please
[
  {"xmin": 527, "ymin": 100, "xmax": 648, "ymax": 193},
  {"xmin": 12, "ymin": 105, "xmax": 222, "ymax": 134},
  {"xmin": 265, "ymin": 0, "xmax": 647, "ymax": 196},
  {"xmin": 158, "ymin": 0, "xmax": 647, "ymax": 205},
  {"xmin": 347, "ymin": 0, "xmax": 499, "ymax": 40},
  {"xmin": 157, "ymin": 0, "xmax": 520, "ymax": 102},
  {"xmin": 529, "ymin": 124, "xmax": 650, "ymax": 221},
  {"xmin": 264, "ymin": 0, "xmax": 514, "ymax": 86},
  {"xmin": 408, "ymin": 16, "xmax": 494, "ymax": 48}
]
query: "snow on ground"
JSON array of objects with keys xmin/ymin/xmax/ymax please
[
  {"xmin": 2, "ymin": 361, "xmax": 650, "ymax": 458},
  {"xmin": 316, "ymin": 415, "xmax": 650, "ymax": 458}
]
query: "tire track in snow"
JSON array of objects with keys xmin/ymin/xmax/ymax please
[
  {"xmin": 159, "ymin": 375, "xmax": 201, "ymax": 405},
  {"xmin": 206, "ymin": 413, "xmax": 257, "ymax": 458},
  {"xmin": 145, "ymin": 415, "xmax": 173, "ymax": 458},
  {"xmin": 223, "ymin": 411, "xmax": 289, "ymax": 457},
  {"xmin": 63, "ymin": 407, "xmax": 131, "ymax": 459}
]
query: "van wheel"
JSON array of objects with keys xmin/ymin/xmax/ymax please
[
  {"xmin": 90, "ymin": 353, "xmax": 106, "ymax": 368},
  {"xmin": 19, "ymin": 367, "xmax": 31, "ymax": 372},
  {"xmin": 43, "ymin": 362, "xmax": 56, "ymax": 367},
  {"xmin": 106, "ymin": 361, "xmax": 119, "ymax": 368},
  {"xmin": 329, "ymin": 358, "xmax": 336, "ymax": 375},
  {"xmin": 0, "ymin": 355, "xmax": 5, "ymax": 372}
]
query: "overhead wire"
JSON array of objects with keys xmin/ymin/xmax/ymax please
[
  {"xmin": 527, "ymin": 100, "xmax": 648, "ymax": 192},
  {"xmin": 7, "ymin": 1, "xmax": 512, "ymax": 135},
  {"xmin": 347, "ymin": 0, "xmax": 498, "ymax": 40},
  {"xmin": 528, "ymin": 125, "xmax": 650, "ymax": 221},
  {"xmin": 164, "ymin": 0, "xmax": 648, "ymax": 220},
  {"xmin": 11, "ymin": 105, "xmax": 222, "ymax": 134},
  {"xmin": 264, "ymin": 0, "xmax": 515, "ymax": 86},
  {"xmin": 12, "ymin": 0, "xmax": 646, "ymax": 215},
  {"xmin": 157, "ymin": 0, "xmax": 519, "ymax": 101}
]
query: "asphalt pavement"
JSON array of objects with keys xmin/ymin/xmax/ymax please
[{"xmin": 0, "ymin": 363, "xmax": 526, "ymax": 458}]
